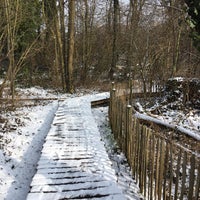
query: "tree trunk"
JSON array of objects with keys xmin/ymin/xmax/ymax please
[
  {"xmin": 4, "ymin": 0, "xmax": 20, "ymax": 103},
  {"xmin": 60, "ymin": 0, "xmax": 66, "ymax": 91},
  {"xmin": 66, "ymin": 0, "xmax": 75, "ymax": 93},
  {"xmin": 82, "ymin": 0, "xmax": 89, "ymax": 83},
  {"xmin": 110, "ymin": 0, "xmax": 119, "ymax": 80}
]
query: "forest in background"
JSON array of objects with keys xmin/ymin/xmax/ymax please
[{"xmin": 0, "ymin": 0, "xmax": 200, "ymax": 96}]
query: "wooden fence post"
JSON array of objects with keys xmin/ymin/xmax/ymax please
[
  {"xmin": 126, "ymin": 105, "xmax": 132, "ymax": 163},
  {"xmin": 158, "ymin": 139, "xmax": 166, "ymax": 200},
  {"xmin": 180, "ymin": 152, "xmax": 187, "ymax": 200},
  {"xmin": 132, "ymin": 118, "xmax": 137, "ymax": 177},
  {"xmin": 111, "ymin": 88, "xmax": 116, "ymax": 131},
  {"xmin": 188, "ymin": 154, "xmax": 195, "ymax": 200},
  {"xmin": 109, "ymin": 82, "xmax": 115, "ymax": 129},
  {"xmin": 174, "ymin": 148, "xmax": 182, "ymax": 200},
  {"xmin": 194, "ymin": 162, "xmax": 200, "ymax": 199},
  {"xmin": 119, "ymin": 100, "xmax": 123, "ymax": 149}
]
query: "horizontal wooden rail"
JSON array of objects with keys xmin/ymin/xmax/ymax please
[
  {"xmin": 134, "ymin": 112, "xmax": 200, "ymax": 141},
  {"xmin": 0, "ymin": 98, "xmax": 65, "ymax": 101},
  {"xmin": 91, "ymin": 98, "xmax": 110, "ymax": 107}
]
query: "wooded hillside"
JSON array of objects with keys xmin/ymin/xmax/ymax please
[{"xmin": 0, "ymin": 0, "xmax": 199, "ymax": 95}]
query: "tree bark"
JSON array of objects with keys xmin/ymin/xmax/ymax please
[
  {"xmin": 66, "ymin": 0, "xmax": 75, "ymax": 93},
  {"xmin": 110, "ymin": 0, "xmax": 119, "ymax": 80},
  {"xmin": 4, "ymin": 0, "xmax": 20, "ymax": 103},
  {"xmin": 59, "ymin": 0, "xmax": 66, "ymax": 90},
  {"xmin": 82, "ymin": 0, "xmax": 89, "ymax": 83}
]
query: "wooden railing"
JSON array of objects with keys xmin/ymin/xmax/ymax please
[{"xmin": 109, "ymin": 84, "xmax": 200, "ymax": 200}]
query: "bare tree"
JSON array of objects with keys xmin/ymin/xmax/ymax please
[
  {"xmin": 66, "ymin": 0, "xmax": 75, "ymax": 93},
  {"xmin": 110, "ymin": 0, "xmax": 120, "ymax": 80},
  {"xmin": 59, "ymin": 0, "xmax": 67, "ymax": 90},
  {"xmin": 3, "ymin": 0, "xmax": 20, "ymax": 101}
]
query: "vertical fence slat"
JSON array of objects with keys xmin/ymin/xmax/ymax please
[
  {"xmin": 130, "ymin": 117, "xmax": 134, "ymax": 171},
  {"xmin": 136, "ymin": 120, "xmax": 140, "ymax": 184},
  {"xmin": 141, "ymin": 126, "xmax": 146, "ymax": 196},
  {"xmin": 125, "ymin": 105, "xmax": 128, "ymax": 159},
  {"xmin": 150, "ymin": 134, "xmax": 155, "ymax": 200},
  {"xmin": 154, "ymin": 138, "xmax": 160, "ymax": 200},
  {"xmin": 118, "ymin": 100, "xmax": 122, "ymax": 147},
  {"xmin": 127, "ymin": 105, "xmax": 132, "ymax": 164},
  {"xmin": 163, "ymin": 143, "xmax": 169, "ymax": 200},
  {"xmin": 168, "ymin": 143, "xmax": 173, "ymax": 200},
  {"xmin": 174, "ymin": 149, "xmax": 182, "ymax": 200},
  {"xmin": 132, "ymin": 118, "xmax": 137, "ymax": 177},
  {"xmin": 158, "ymin": 139, "xmax": 165, "ymax": 200},
  {"xmin": 123, "ymin": 104, "xmax": 127, "ymax": 153},
  {"xmin": 139, "ymin": 124, "xmax": 143, "ymax": 192},
  {"xmin": 188, "ymin": 154, "xmax": 196, "ymax": 199},
  {"xmin": 180, "ymin": 152, "xmax": 187, "ymax": 200},
  {"xmin": 143, "ymin": 127, "xmax": 149, "ymax": 198},
  {"xmin": 194, "ymin": 162, "xmax": 200, "ymax": 200},
  {"xmin": 148, "ymin": 129, "xmax": 152, "ymax": 200}
]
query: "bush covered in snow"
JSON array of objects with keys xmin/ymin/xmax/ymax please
[{"xmin": 165, "ymin": 77, "xmax": 200, "ymax": 108}]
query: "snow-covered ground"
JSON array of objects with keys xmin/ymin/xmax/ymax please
[
  {"xmin": 0, "ymin": 88, "xmax": 61, "ymax": 199},
  {"xmin": 0, "ymin": 87, "xmax": 142, "ymax": 200},
  {"xmin": 92, "ymin": 107, "xmax": 142, "ymax": 199},
  {"xmin": 134, "ymin": 96, "xmax": 200, "ymax": 140},
  {"xmin": 0, "ymin": 85, "xmax": 199, "ymax": 199},
  {"xmin": 0, "ymin": 87, "xmax": 68, "ymax": 199}
]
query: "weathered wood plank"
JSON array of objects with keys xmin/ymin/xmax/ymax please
[
  {"xmin": 30, "ymin": 180, "xmax": 111, "ymax": 193},
  {"xmin": 27, "ymin": 192, "xmax": 125, "ymax": 200}
]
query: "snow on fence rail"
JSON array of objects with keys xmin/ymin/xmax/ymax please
[{"xmin": 109, "ymin": 84, "xmax": 200, "ymax": 200}]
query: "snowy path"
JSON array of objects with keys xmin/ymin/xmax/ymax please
[{"xmin": 27, "ymin": 93, "xmax": 128, "ymax": 200}]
